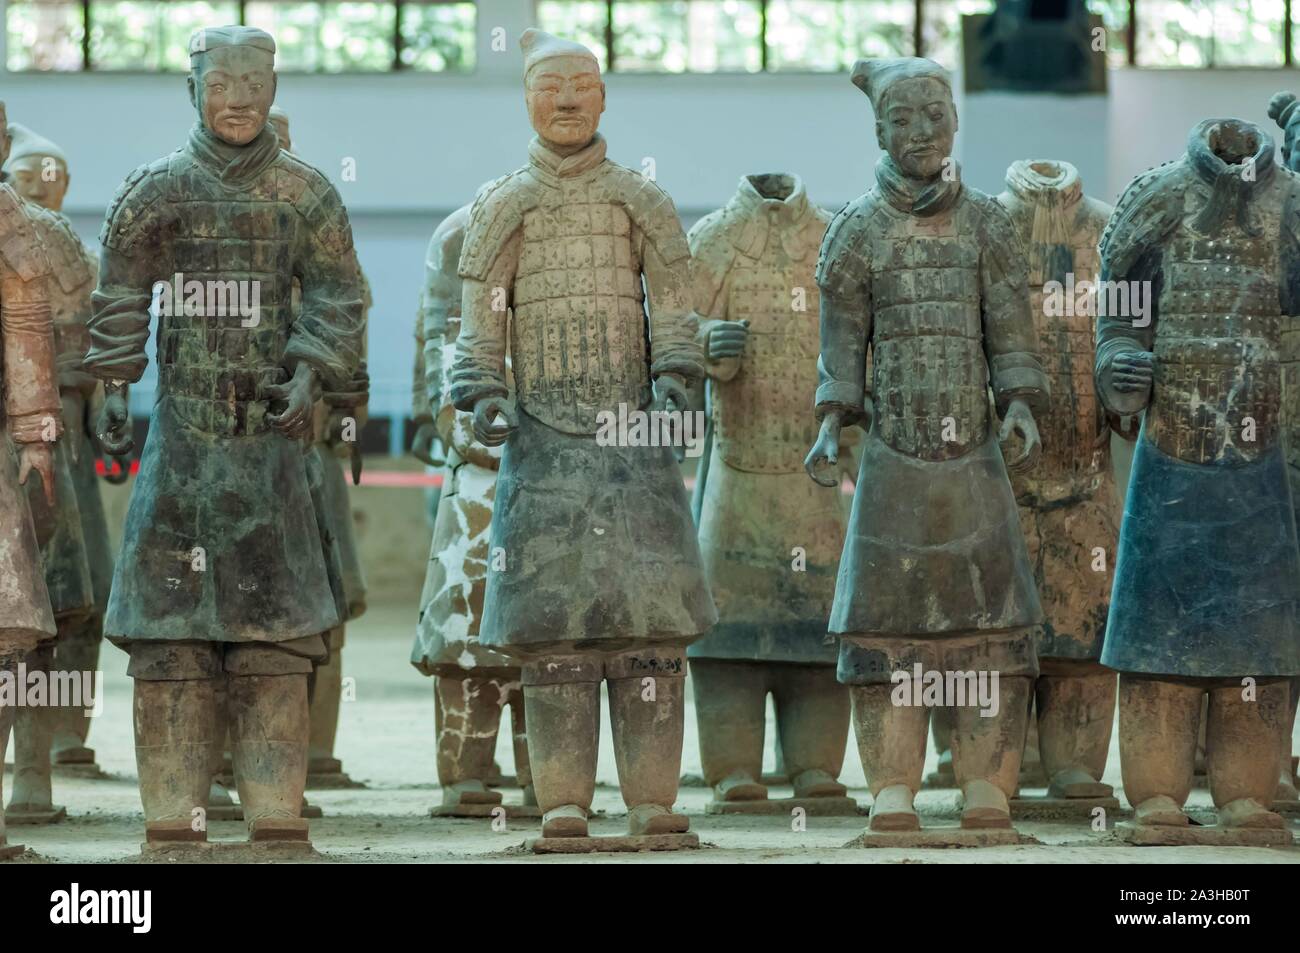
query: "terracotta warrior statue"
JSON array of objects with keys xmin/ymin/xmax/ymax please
[
  {"xmin": 688, "ymin": 172, "xmax": 852, "ymax": 808},
  {"xmin": 996, "ymin": 159, "xmax": 1118, "ymax": 803},
  {"xmin": 1097, "ymin": 117, "xmax": 1300, "ymax": 837},
  {"xmin": 2, "ymin": 123, "xmax": 98, "ymax": 824},
  {"xmin": 84, "ymin": 27, "xmax": 364, "ymax": 847},
  {"xmin": 412, "ymin": 201, "xmax": 533, "ymax": 814},
  {"xmin": 3, "ymin": 123, "xmax": 115, "ymax": 782},
  {"xmin": 0, "ymin": 100, "xmax": 61, "ymax": 856},
  {"xmin": 267, "ymin": 105, "xmax": 371, "ymax": 788},
  {"xmin": 1268, "ymin": 90, "xmax": 1300, "ymax": 806},
  {"xmin": 807, "ymin": 58, "xmax": 1048, "ymax": 834},
  {"xmin": 449, "ymin": 29, "xmax": 716, "ymax": 844}
]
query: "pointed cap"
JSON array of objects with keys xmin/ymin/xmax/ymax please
[
  {"xmin": 520, "ymin": 28, "xmax": 599, "ymax": 76},
  {"xmin": 851, "ymin": 57, "xmax": 951, "ymax": 114}
]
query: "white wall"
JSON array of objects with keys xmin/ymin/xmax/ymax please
[{"xmin": 3, "ymin": 0, "xmax": 1297, "ymax": 430}]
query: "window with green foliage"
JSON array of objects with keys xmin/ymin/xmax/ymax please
[
  {"xmin": 536, "ymin": 0, "xmax": 1299, "ymax": 71},
  {"xmin": 5, "ymin": 0, "xmax": 476, "ymax": 71}
]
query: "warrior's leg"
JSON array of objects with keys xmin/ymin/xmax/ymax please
[
  {"xmin": 522, "ymin": 655, "xmax": 599, "ymax": 838},
  {"xmin": 690, "ymin": 657, "xmax": 767, "ymax": 802},
  {"xmin": 771, "ymin": 662, "xmax": 850, "ymax": 798},
  {"xmin": 50, "ymin": 613, "xmax": 102, "ymax": 760},
  {"xmin": 228, "ymin": 672, "xmax": 310, "ymax": 840},
  {"xmin": 850, "ymin": 685, "xmax": 928, "ymax": 830},
  {"xmin": 506, "ymin": 681, "xmax": 533, "ymax": 800},
  {"xmin": 1035, "ymin": 658, "xmax": 1116, "ymax": 798},
  {"xmin": 0, "ymin": 653, "xmax": 21, "ymax": 847},
  {"xmin": 207, "ymin": 676, "xmax": 235, "ymax": 808},
  {"xmin": 9, "ymin": 641, "xmax": 59, "ymax": 812},
  {"xmin": 1206, "ymin": 677, "xmax": 1288, "ymax": 829},
  {"xmin": 1276, "ymin": 676, "xmax": 1300, "ymax": 800},
  {"xmin": 434, "ymin": 672, "xmax": 504, "ymax": 806},
  {"xmin": 307, "ymin": 625, "xmax": 344, "ymax": 771},
  {"xmin": 951, "ymin": 676, "xmax": 1033, "ymax": 828},
  {"xmin": 134, "ymin": 678, "xmax": 216, "ymax": 842},
  {"xmin": 1118, "ymin": 673, "xmax": 1202, "ymax": 825},
  {"xmin": 930, "ymin": 704, "xmax": 955, "ymax": 781},
  {"xmin": 609, "ymin": 663, "xmax": 690, "ymax": 836}
]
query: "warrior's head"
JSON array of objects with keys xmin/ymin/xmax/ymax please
[
  {"xmin": 0, "ymin": 102, "xmax": 9, "ymax": 170},
  {"xmin": 268, "ymin": 105, "xmax": 292, "ymax": 154},
  {"xmin": 187, "ymin": 25, "xmax": 277, "ymax": 147},
  {"xmin": 3, "ymin": 123, "xmax": 70, "ymax": 212},
  {"xmin": 853, "ymin": 57, "xmax": 957, "ymax": 180},
  {"xmin": 521, "ymin": 29, "xmax": 605, "ymax": 154},
  {"xmin": 1269, "ymin": 91, "xmax": 1300, "ymax": 172}
]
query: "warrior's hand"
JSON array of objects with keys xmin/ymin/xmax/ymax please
[
  {"xmin": 999, "ymin": 398, "xmax": 1042, "ymax": 474},
  {"xmin": 805, "ymin": 412, "xmax": 842, "ymax": 488},
  {"xmin": 652, "ymin": 374, "xmax": 689, "ymax": 414},
  {"xmin": 411, "ymin": 421, "xmax": 440, "ymax": 465},
  {"xmin": 707, "ymin": 320, "xmax": 750, "ymax": 361},
  {"xmin": 96, "ymin": 389, "xmax": 134, "ymax": 457},
  {"xmin": 19, "ymin": 443, "xmax": 55, "ymax": 506},
  {"xmin": 472, "ymin": 396, "xmax": 517, "ymax": 447},
  {"xmin": 1110, "ymin": 350, "xmax": 1156, "ymax": 396},
  {"xmin": 267, "ymin": 363, "xmax": 317, "ymax": 441}
]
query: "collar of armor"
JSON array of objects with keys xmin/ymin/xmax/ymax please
[
  {"xmin": 874, "ymin": 153, "xmax": 962, "ymax": 218},
  {"xmin": 527, "ymin": 133, "xmax": 607, "ymax": 183},
  {"xmin": 1004, "ymin": 159, "xmax": 1082, "ymax": 211},
  {"xmin": 727, "ymin": 172, "xmax": 814, "ymax": 258},
  {"xmin": 186, "ymin": 121, "xmax": 282, "ymax": 187},
  {"xmin": 1186, "ymin": 119, "xmax": 1275, "ymax": 236}
]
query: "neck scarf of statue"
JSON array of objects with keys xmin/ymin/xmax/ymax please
[
  {"xmin": 874, "ymin": 153, "xmax": 962, "ymax": 218},
  {"xmin": 528, "ymin": 133, "xmax": 608, "ymax": 184},
  {"xmin": 1187, "ymin": 119, "xmax": 1274, "ymax": 237},
  {"xmin": 1006, "ymin": 159, "xmax": 1082, "ymax": 285},
  {"xmin": 187, "ymin": 122, "xmax": 282, "ymax": 188}
]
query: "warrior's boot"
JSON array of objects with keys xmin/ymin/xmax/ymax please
[
  {"xmin": 610, "ymin": 672, "xmax": 690, "ymax": 835},
  {"xmin": 524, "ymin": 681, "xmax": 598, "ymax": 837},
  {"xmin": 1207, "ymin": 678, "xmax": 1287, "ymax": 829},
  {"xmin": 229, "ymin": 673, "xmax": 310, "ymax": 842},
  {"xmin": 952, "ymin": 676, "xmax": 1033, "ymax": 829},
  {"xmin": 9, "ymin": 643, "xmax": 60, "ymax": 816},
  {"xmin": 851, "ymin": 684, "xmax": 927, "ymax": 831},
  {"xmin": 1118, "ymin": 674, "xmax": 1201, "ymax": 826},
  {"xmin": 134, "ymin": 678, "xmax": 215, "ymax": 843},
  {"xmin": 772, "ymin": 662, "xmax": 850, "ymax": 799},
  {"xmin": 1276, "ymin": 676, "xmax": 1300, "ymax": 801},
  {"xmin": 506, "ymin": 684, "xmax": 534, "ymax": 804},
  {"xmin": 1036, "ymin": 659, "xmax": 1116, "ymax": 798},
  {"xmin": 691, "ymin": 658, "xmax": 767, "ymax": 802},
  {"xmin": 307, "ymin": 625, "xmax": 344, "ymax": 774},
  {"xmin": 50, "ymin": 615, "xmax": 102, "ymax": 764},
  {"xmin": 435, "ymin": 674, "xmax": 504, "ymax": 807}
]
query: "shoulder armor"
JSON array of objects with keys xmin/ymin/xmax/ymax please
[
  {"xmin": 100, "ymin": 155, "xmax": 173, "ymax": 253},
  {"xmin": 815, "ymin": 194, "xmax": 874, "ymax": 298},
  {"xmin": 0, "ymin": 185, "xmax": 50, "ymax": 281},
  {"xmin": 29, "ymin": 207, "xmax": 94, "ymax": 293},
  {"xmin": 280, "ymin": 157, "xmax": 355, "ymax": 258},
  {"xmin": 458, "ymin": 169, "xmax": 536, "ymax": 281},
  {"xmin": 970, "ymin": 189, "xmax": 1028, "ymax": 283},
  {"xmin": 611, "ymin": 165, "xmax": 691, "ymax": 266},
  {"xmin": 687, "ymin": 208, "xmax": 737, "ymax": 319},
  {"xmin": 1099, "ymin": 161, "xmax": 1184, "ymax": 277}
]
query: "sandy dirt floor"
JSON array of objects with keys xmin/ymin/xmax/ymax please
[{"xmin": 7, "ymin": 603, "xmax": 1300, "ymax": 864}]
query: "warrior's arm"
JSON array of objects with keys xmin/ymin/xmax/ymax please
[
  {"xmin": 412, "ymin": 301, "xmax": 431, "ymax": 422},
  {"xmin": 84, "ymin": 242, "xmax": 154, "ymax": 385},
  {"xmin": 979, "ymin": 203, "xmax": 1050, "ymax": 416},
  {"xmin": 1094, "ymin": 258, "xmax": 1157, "ymax": 416},
  {"xmin": 814, "ymin": 209, "xmax": 871, "ymax": 428},
  {"xmin": 642, "ymin": 231, "xmax": 707, "ymax": 386},
  {"xmin": 422, "ymin": 222, "xmax": 464, "ymax": 414},
  {"xmin": 449, "ymin": 229, "xmax": 519, "ymax": 413},
  {"xmin": 290, "ymin": 187, "xmax": 365, "ymax": 393},
  {"xmin": 2, "ymin": 266, "xmax": 62, "ymax": 444},
  {"xmin": 687, "ymin": 215, "xmax": 739, "ymax": 384}
]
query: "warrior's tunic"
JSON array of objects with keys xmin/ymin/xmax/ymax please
[
  {"xmin": 688, "ymin": 174, "xmax": 846, "ymax": 664},
  {"xmin": 449, "ymin": 135, "xmax": 716, "ymax": 651},
  {"xmin": 412, "ymin": 203, "xmax": 518, "ymax": 676},
  {"xmin": 0, "ymin": 182, "xmax": 60, "ymax": 654},
  {"xmin": 997, "ymin": 161, "xmax": 1117, "ymax": 661},
  {"xmin": 84, "ymin": 125, "xmax": 364, "ymax": 645},
  {"xmin": 815, "ymin": 159, "xmax": 1049, "ymax": 683},
  {"xmin": 1097, "ymin": 120, "xmax": 1300, "ymax": 677}
]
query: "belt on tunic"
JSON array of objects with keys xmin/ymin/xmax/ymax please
[{"xmin": 159, "ymin": 364, "xmax": 288, "ymax": 437}]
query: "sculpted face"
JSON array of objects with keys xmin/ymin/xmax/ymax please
[
  {"xmin": 7, "ymin": 155, "xmax": 69, "ymax": 211},
  {"xmin": 188, "ymin": 45, "xmax": 277, "ymax": 146},
  {"xmin": 525, "ymin": 55, "xmax": 604, "ymax": 150},
  {"xmin": 876, "ymin": 77, "xmax": 957, "ymax": 179}
]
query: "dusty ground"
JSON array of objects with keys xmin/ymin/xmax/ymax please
[{"xmin": 8, "ymin": 602, "xmax": 1300, "ymax": 864}]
